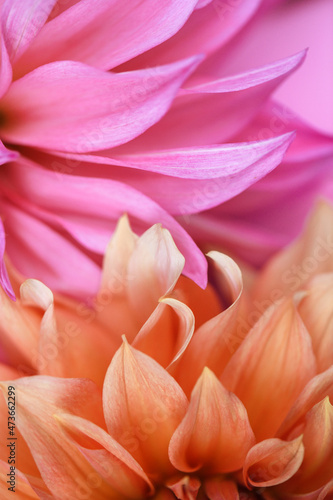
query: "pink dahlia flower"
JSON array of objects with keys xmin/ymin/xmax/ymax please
[
  {"xmin": 0, "ymin": 0, "xmax": 332, "ymax": 298},
  {"xmin": 1, "ymin": 202, "xmax": 333, "ymax": 498}
]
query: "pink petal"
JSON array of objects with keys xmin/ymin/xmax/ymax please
[
  {"xmin": 113, "ymin": 51, "xmax": 305, "ymax": 150},
  {"xmin": 1, "ymin": 0, "xmax": 58, "ymax": 63},
  {"xmin": 0, "ymin": 34, "xmax": 12, "ymax": 98},
  {"xmin": 15, "ymin": 0, "xmax": 199, "ymax": 74},
  {"xmin": 0, "ymin": 219, "xmax": 15, "ymax": 301},
  {"xmin": 1, "ymin": 201, "xmax": 101, "ymax": 299},
  {"xmin": 121, "ymin": 0, "xmax": 260, "ymax": 70},
  {"xmin": 1, "ymin": 57, "xmax": 201, "ymax": 152},
  {"xmin": 2, "ymin": 159, "xmax": 207, "ymax": 290}
]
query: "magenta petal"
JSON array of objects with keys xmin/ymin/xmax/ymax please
[
  {"xmin": 14, "ymin": 0, "xmax": 199, "ymax": 73},
  {"xmin": 1, "ymin": 57, "xmax": 201, "ymax": 152},
  {"xmin": 1, "ymin": 0, "xmax": 58, "ymax": 63}
]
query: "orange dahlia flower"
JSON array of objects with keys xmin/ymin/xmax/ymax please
[{"xmin": 0, "ymin": 201, "xmax": 333, "ymax": 499}]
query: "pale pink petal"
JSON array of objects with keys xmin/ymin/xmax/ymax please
[
  {"xmin": 221, "ymin": 299, "xmax": 317, "ymax": 440},
  {"xmin": 1, "ymin": 57, "xmax": 201, "ymax": 152},
  {"xmin": 103, "ymin": 340, "xmax": 188, "ymax": 479},
  {"xmin": 1, "ymin": 0, "xmax": 58, "ymax": 63},
  {"xmin": 15, "ymin": 0, "xmax": 199, "ymax": 74},
  {"xmin": 243, "ymin": 437, "xmax": 304, "ymax": 488},
  {"xmin": 169, "ymin": 368, "xmax": 255, "ymax": 474}
]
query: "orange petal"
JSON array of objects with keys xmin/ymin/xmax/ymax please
[
  {"xmin": 133, "ymin": 297, "xmax": 194, "ymax": 370},
  {"xmin": 318, "ymin": 479, "xmax": 333, "ymax": 500},
  {"xmin": 298, "ymin": 273, "xmax": 333, "ymax": 372},
  {"xmin": 169, "ymin": 368, "xmax": 255, "ymax": 474},
  {"xmin": 277, "ymin": 366, "xmax": 333, "ymax": 439},
  {"xmin": 253, "ymin": 200, "xmax": 333, "ymax": 303},
  {"xmin": 103, "ymin": 339, "xmax": 188, "ymax": 479},
  {"xmin": 175, "ymin": 252, "xmax": 244, "ymax": 395},
  {"xmin": 172, "ymin": 274, "xmax": 222, "ymax": 330},
  {"xmin": 221, "ymin": 298, "xmax": 317, "ymax": 440},
  {"xmin": 56, "ymin": 413, "xmax": 154, "ymax": 499},
  {"xmin": 168, "ymin": 476, "xmax": 201, "ymax": 500},
  {"xmin": 0, "ymin": 362, "xmax": 20, "ymax": 380},
  {"xmin": 0, "ymin": 376, "xmax": 108, "ymax": 499},
  {"xmin": 204, "ymin": 478, "xmax": 239, "ymax": 499},
  {"xmin": 243, "ymin": 437, "xmax": 304, "ymax": 489},
  {"xmin": 285, "ymin": 397, "xmax": 333, "ymax": 494},
  {"xmin": 0, "ymin": 460, "xmax": 40, "ymax": 499}
]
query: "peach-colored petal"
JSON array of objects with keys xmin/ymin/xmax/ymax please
[
  {"xmin": 0, "ymin": 281, "xmax": 41, "ymax": 373},
  {"xmin": 253, "ymin": 200, "xmax": 333, "ymax": 303},
  {"xmin": 0, "ymin": 361, "xmax": 19, "ymax": 379},
  {"xmin": 297, "ymin": 273, "xmax": 333, "ymax": 372},
  {"xmin": 204, "ymin": 478, "xmax": 239, "ymax": 500},
  {"xmin": 133, "ymin": 297, "xmax": 194, "ymax": 370},
  {"xmin": 103, "ymin": 339, "xmax": 188, "ymax": 479},
  {"xmin": 56, "ymin": 413, "xmax": 154, "ymax": 499},
  {"xmin": 277, "ymin": 366, "xmax": 333, "ymax": 439},
  {"xmin": 174, "ymin": 252, "xmax": 244, "ymax": 395},
  {"xmin": 243, "ymin": 437, "xmax": 304, "ymax": 488},
  {"xmin": 37, "ymin": 299, "xmax": 119, "ymax": 388},
  {"xmin": 96, "ymin": 218, "xmax": 185, "ymax": 342},
  {"xmin": 172, "ymin": 274, "xmax": 222, "ymax": 330},
  {"xmin": 284, "ymin": 398, "xmax": 333, "ymax": 494},
  {"xmin": 169, "ymin": 368, "xmax": 255, "ymax": 474},
  {"xmin": 0, "ymin": 376, "xmax": 107, "ymax": 500},
  {"xmin": 0, "ymin": 459, "xmax": 40, "ymax": 499},
  {"xmin": 221, "ymin": 299, "xmax": 317, "ymax": 440}
]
